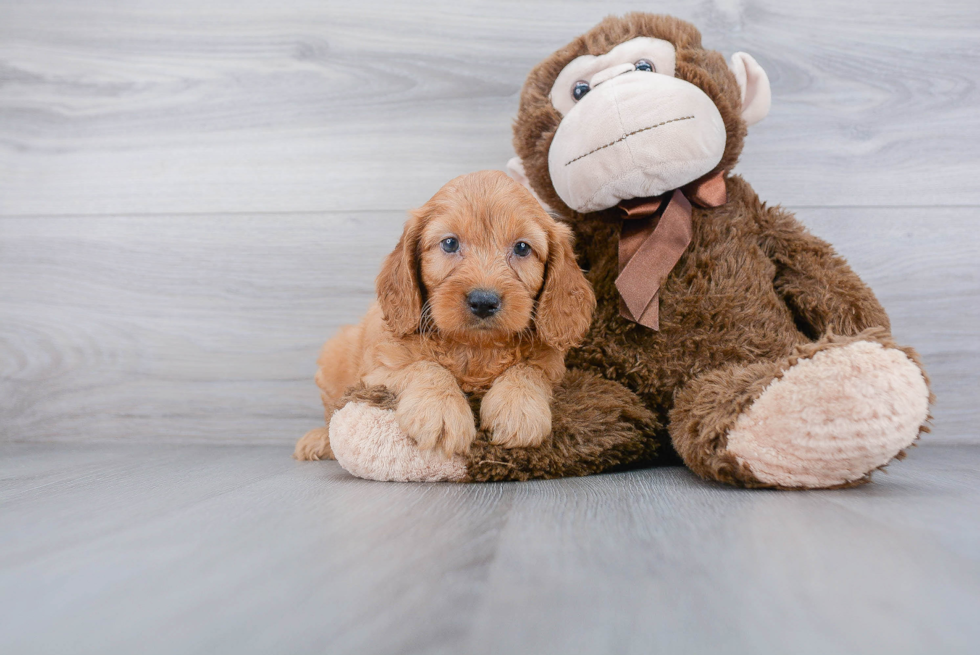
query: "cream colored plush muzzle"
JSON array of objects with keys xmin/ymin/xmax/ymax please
[{"xmin": 547, "ymin": 71, "xmax": 727, "ymax": 213}]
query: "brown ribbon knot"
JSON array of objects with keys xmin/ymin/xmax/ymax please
[{"xmin": 615, "ymin": 171, "xmax": 727, "ymax": 329}]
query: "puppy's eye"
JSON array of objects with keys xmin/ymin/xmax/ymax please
[
  {"xmin": 572, "ymin": 81, "xmax": 590, "ymax": 101},
  {"xmin": 635, "ymin": 59, "xmax": 655, "ymax": 73},
  {"xmin": 513, "ymin": 241, "xmax": 532, "ymax": 258},
  {"xmin": 440, "ymin": 237, "xmax": 459, "ymax": 253}
]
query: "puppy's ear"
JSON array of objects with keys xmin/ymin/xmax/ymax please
[
  {"xmin": 535, "ymin": 221, "xmax": 595, "ymax": 351},
  {"xmin": 376, "ymin": 210, "xmax": 424, "ymax": 336}
]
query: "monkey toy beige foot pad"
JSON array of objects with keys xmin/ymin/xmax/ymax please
[
  {"xmin": 725, "ymin": 341, "xmax": 930, "ymax": 488},
  {"xmin": 329, "ymin": 402, "xmax": 467, "ymax": 482}
]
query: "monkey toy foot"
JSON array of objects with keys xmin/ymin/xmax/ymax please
[
  {"xmin": 327, "ymin": 391, "xmax": 468, "ymax": 482},
  {"xmin": 673, "ymin": 334, "xmax": 931, "ymax": 489},
  {"xmin": 726, "ymin": 340, "xmax": 930, "ymax": 487}
]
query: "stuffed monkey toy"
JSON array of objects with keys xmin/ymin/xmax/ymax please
[{"xmin": 309, "ymin": 13, "xmax": 932, "ymax": 488}]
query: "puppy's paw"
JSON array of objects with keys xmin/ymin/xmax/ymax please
[
  {"xmin": 396, "ymin": 388, "xmax": 477, "ymax": 457},
  {"xmin": 481, "ymin": 380, "xmax": 552, "ymax": 448},
  {"xmin": 294, "ymin": 427, "xmax": 335, "ymax": 461}
]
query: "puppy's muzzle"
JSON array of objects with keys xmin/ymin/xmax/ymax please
[{"xmin": 467, "ymin": 289, "xmax": 501, "ymax": 319}]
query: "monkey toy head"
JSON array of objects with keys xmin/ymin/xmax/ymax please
[{"xmin": 507, "ymin": 13, "xmax": 770, "ymax": 218}]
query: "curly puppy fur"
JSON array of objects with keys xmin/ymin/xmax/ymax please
[{"xmin": 295, "ymin": 170, "xmax": 595, "ymax": 461}]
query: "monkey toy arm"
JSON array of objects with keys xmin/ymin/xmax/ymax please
[{"xmin": 752, "ymin": 194, "xmax": 892, "ymax": 339}]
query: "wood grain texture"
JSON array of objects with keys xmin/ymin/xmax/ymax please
[
  {"xmin": 1, "ymin": 207, "xmax": 976, "ymax": 444},
  {"xmin": 1, "ymin": 0, "xmax": 978, "ymax": 215},
  {"xmin": 2, "ymin": 4, "xmax": 977, "ymax": 652},
  {"xmin": 1, "ymin": 442, "xmax": 978, "ymax": 654},
  {"xmin": 1, "ymin": 1, "xmax": 978, "ymax": 445},
  {"xmin": 0, "ymin": 211, "xmax": 403, "ymax": 444}
]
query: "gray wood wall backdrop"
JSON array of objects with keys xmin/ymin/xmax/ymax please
[{"xmin": 1, "ymin": 0, "xmax": 978, "ymax": 445}]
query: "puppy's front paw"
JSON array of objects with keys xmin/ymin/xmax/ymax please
[
  {"xmin": 396, "ymin": 388, "xmax": 476, "ymax": 457},
  {"xmin": 481, "ymin": 380, "xmax": 552, "ymax": 448}
]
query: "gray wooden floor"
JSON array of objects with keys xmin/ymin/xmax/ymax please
[
  {"xmin": 1, "ymin": 442, "xmax": 978, "ymax": 655},
  {"xmin": 2, "ymin": 1, "xmax": 980, "ymax": 652}
]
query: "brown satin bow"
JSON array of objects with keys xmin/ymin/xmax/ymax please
[{"xmin": 615, "ymin": 171, "xmax": 728, "ymax": 329}]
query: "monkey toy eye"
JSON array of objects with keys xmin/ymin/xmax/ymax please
[
  {"xmin": 634, "ymin": 59, "xmax": 655, "ymax": 72},
  {"xmin": 513, "ymin": 241, "xmax": 532, "ymax": 257},
  {"xmin": 440, "ymin": 237, "xmax": 459, "ymax": 253},
  {"xmin": 572, "ymin": 80, "xmax": 590, "ymax": 101}
]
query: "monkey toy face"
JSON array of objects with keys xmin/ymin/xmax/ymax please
[
  {"xmin": 509, "ymin": 14, "xmax": 771, "ymax": 217},
  {"xmin": 548, "ymin": 37, "xmax": 726, "ymax": 213}
]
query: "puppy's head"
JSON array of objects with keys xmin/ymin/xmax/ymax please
[{"xmin": 377, "ymin": 170, "xmax": 595, "ymax": 349}]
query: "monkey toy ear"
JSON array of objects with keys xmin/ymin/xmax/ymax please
[
  {"xmin": 729, "ymin": 52, "xmax": 771, "ymax": 127},
  {"xmin": 506, "ymin": 157, "xmax": 553, "ymax": 213}
]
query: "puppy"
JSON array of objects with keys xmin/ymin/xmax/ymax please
[{"xmin": 294, "ymin": 170, "xmax": 595, "ymax": 460}]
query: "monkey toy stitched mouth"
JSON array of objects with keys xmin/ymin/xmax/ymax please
[{"xmin": 564, "ymin": 115, "xmax": 696, "ymax": 167}]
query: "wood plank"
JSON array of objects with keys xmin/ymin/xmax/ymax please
[
  {"xmin": 0, "ymin": 443, "xmax": 977, "ymax": 654},
  {"xmin": 0, "ymin": 212, "xmax": 407, "ymax": 444},
  {"xmin": 465, "ymin": 458, "xmax": 980, "ymax": 655},
  {"xmin": 1, "ymin": 207, "xmax": 976, "ymax": 445},
  {"xmin": 0, "ymin": 443, "xmax": 513, "ymax": 655},
  {"xmin": 1, "ymin": 0, "xmax": 978, "ymax": 215},
  {"xmin": 0, "ymin": 444, "xmax": 296, "ymax": 565}
]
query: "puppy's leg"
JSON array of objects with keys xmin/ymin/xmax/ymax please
[
  {"xmin": 294, "ymin": 426, "xmax": 334, "ymax": 461},
  {"xmin": 367, "ymin": 361, "xmax": 476, "ymax": 457},
  {"xmin": 295, "ymin": 324, "xmax": 363, "ymax": 461},
  {"xmin": 480, "ymin": 363, "xmax": 553, "ymax": 448}
]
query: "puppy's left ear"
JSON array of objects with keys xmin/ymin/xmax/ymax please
[{"xmin": 535, "ymin": 221, "xmax": 595, "ymax": 351}]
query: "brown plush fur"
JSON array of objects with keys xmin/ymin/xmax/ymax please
[{"xmin": 295, "ymin": 171, "xmax": 595, "ymax": 461}]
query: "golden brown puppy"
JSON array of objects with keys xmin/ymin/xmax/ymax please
[{"xmin": 294, "ymin": 170, "xmax": 595, "ymax": 460}]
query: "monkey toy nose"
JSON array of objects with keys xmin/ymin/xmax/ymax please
[
  {"xmin": 590, "ymin": 62, "xmax": 636, "ymax": 88},
  {"xmin": 467, "ymin": 289, "xmax": 501, "ymax": 319}
]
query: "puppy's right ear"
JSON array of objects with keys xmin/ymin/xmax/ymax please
[
  {"xmin": 535, "ymin": 220, "xmax": 595, "ymax": 351},
  {"xmin": 376, "ymin": 211, "xmax": 424, "ymax": 336}
]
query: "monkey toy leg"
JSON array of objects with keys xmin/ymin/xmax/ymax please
[
  {"xmin": 669, "ymin": 330, "xmax": 931, "ymax": 489},
  {"xmin": 323, "ymin": 371, "xmax": 662, "ymax": 482},
  {"xmin": 464, "ymin": 370, "xmax": 662, "ymax": 482}
]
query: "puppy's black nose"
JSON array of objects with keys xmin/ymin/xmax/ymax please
[{"xmin": 467, "ymin": 289, "xmax": 501, "ymax": 319}]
